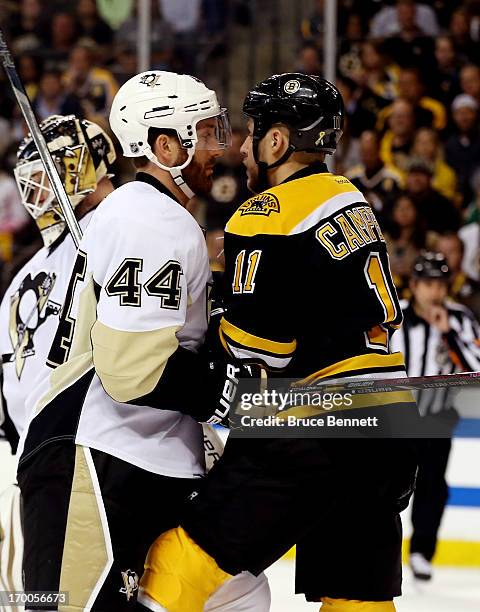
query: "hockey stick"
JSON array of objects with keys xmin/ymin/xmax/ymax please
[
  {"xmin": 0, "ymin": 29, "xmax": 82, "ymax": 248},
  {"xmin": 306, "ymin": 370, "xmax": 480, "ymax": 395}
]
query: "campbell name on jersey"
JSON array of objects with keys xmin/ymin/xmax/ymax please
[
  {"xmin": 0, "ymin": 213, "xmax": 94, "ymax": 437},
  {"xmin": 221, "ymin": 162, "xmax": 408, "ymax": 396},
  {"xmin": 20, "ymin": 174, "xmax": 210, "ymax": 478}
]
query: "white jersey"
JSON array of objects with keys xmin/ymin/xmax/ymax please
[
  {"xmin": 0, "ymin": 212, "xmax": 94, "ymax": 437},
  {"xmin": 20, "ymin": 174, "xmax": 210, "ymax": 478}
]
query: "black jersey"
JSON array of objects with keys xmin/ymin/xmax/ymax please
[{"xmin": 219, "ymin": 163, "xmax": 406, "ymax": 383}]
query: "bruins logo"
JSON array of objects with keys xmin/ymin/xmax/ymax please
[
  {"xmin": 239, "ymin": 193, "xmax": 280, "ymax": 217},
  {"xmin": 6, "ymin": 272, "xmax": 61, "ymax": 379}
]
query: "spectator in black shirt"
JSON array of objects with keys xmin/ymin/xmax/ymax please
[
  {"xmin": 429, "ymin": 36, "xmax": 461, "ymax": 107},
  {"xmin": 17, "ymin": 53, "xmax": 42, "ymax": 101},
  {"xmin": 42, "ymin": 12, "xmax": 80, "ymax": 71},
  {"xmin": 8, "ymin": 0, "xmax": 44, "ymax": 54},
  {"xmin": 384, "ymin": 193, "xmax": 431, "ymax": 295},
  {"xmin": 76, "ymin": 0, "xmax": 113, "ymax": 48},
  {"xmin": 337, "ymin": 74, "xmax": 389, "ymax": 139},
  {"xmin": 382, "ymin": 0, "xmax": 435, "ymax": 71},
  {"xmin": 347, "ymin": 130, "xmax": 402, "ymax": 226},
  {"xmin": 406, "ymin": 157, "xmax": 460, "ymax": 233},
  {"xmin": 445, "ymin": 94, "xmax": 480, "ymax": 204},
  {"xmin": 449, "ymin": 7, "xmax": 480, "ymax": 65},
  {"xmin": 32, "ymin": 70, "xmax": 84, "ymax": 121}
]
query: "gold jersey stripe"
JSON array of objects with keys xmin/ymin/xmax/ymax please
[
  {"xmin": 220, "ymin": 317, "xmax": 297, "ymax": 356},
  {"xmin": 226, "ymin": 174, "xmax": 359, "ymax": 237},
  {"xmin": 91, "ymin": 320, "xmax": 180, "ymax": 403},
  {"xmin": 299, "ymin": 352, "xmax": 405, "ymax": 385}
]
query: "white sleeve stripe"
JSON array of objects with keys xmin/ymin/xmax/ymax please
[
  {"xmin": 289, "ymin": 191, "xmax": 367, "ymax": 236},
  {"xmin": 226, "ymin": 341, "xmax": 292, "ymax": 370}
]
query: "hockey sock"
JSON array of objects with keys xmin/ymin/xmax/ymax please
[
  {"xmin": 320, "ymin": 598, "xmax": 396, "ymax": 611},
  {"xmin": 139, "ymin": 526, "xmax": 232, "ymax": 612}
]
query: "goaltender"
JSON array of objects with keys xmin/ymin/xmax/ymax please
[{"xmin": 139, "ymin": 74, "xmax": 418, "ymax": 612}]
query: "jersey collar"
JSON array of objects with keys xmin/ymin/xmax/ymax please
[
  {"xmin": 47, "ymin": 209, "xmax": 95, "ymax": 257},
  {"xmin": 281, "ymin": 161, "xmax": 330, "ymax": 185},
  {"xmin": 136, "ymin": 172, "xmax": 180, "ymax": 204}
]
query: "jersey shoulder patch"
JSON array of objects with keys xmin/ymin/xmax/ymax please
[{"xmin": 226, "ymin": 172, "xmax": 365, "ymax": 237}]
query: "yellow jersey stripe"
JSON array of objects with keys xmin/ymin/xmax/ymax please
[
  {"xmin": 220, "ymin": 317, "xmax": 297, "ymax": 356},
  {"xmin": 288, "ymin": 191, "xmax": 367, "ymax": 235},
  {"xmin": 225, "ymin": 174, "xmax": 361, "ymax": 237},
  {"xmin": 299, "ymin": 352, "xmax": 405, "ymax": 385}
]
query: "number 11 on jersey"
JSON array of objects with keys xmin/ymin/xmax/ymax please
[{"xmin": 232, "ymin": 250, "xmax": 262, "ymax": 294}]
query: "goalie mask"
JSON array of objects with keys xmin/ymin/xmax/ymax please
[
  {"xmin": 109, "ymin": 70, "xmax": 231, "ymax": 199},
  {"xmin": 14, "ymin": 115, "xmax": 116, "ymax": 247}
]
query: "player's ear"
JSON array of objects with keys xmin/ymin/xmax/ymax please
[
  {"xmin": 269, "ymin": 126, "xmax": 289, "ymax": 160},
  {"xmin": 153, "ymin": 134, "xmax": 175, "ymax": 165}
]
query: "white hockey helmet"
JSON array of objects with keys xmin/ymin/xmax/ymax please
[
  {"xmin": 14, "ymin": 115, "xmax": 116, "ymax": 247},
  {"xmin": 109, "ymin": 70, "xmax": 231, "ymax": 198}
]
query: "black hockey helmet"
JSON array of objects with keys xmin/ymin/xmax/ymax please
[
  {"xmin": 412, "ymin": 251, "xmax": 450, "ymax": 280},
  {"xmin": 243, "ymin": 72, "xmax": 344, "ymax": 168}
]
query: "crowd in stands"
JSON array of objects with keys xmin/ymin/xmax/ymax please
[
  {"xmin": 293, "ymin": 0, "xmax": 480, "ymax": 316},
  {"xmin": 0, "ymin": 0, "xmax": 479, "ymax": 318},
  {"xmin": 0, "ymin": 0, "xmax": 229, "ymax": 286}
]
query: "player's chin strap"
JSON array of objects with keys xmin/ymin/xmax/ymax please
[
  {"xmin": 145, "ymin": 148, "xmax": 195, "ymax": 200},
  {"xmin": 253, "ymin": 135, "xmax": 295, "ymax": 193}
]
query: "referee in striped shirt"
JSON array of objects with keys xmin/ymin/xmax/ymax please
[{"xmin": 391, "ymin": 251, "xmax": 480, "ymax": 581}]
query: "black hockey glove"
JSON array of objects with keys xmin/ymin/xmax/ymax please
[{"xmin": 129, "ymin": 344, "xmax": 255, "ymax": 426}]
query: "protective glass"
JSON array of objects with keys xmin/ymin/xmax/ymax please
[{"xmin": 194, "ymin": 109, "xmax": 232, "ymax": 150}]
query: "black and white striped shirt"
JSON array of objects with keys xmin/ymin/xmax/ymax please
[{"xmin": 391, "ymin": 299, "xmax": 480, "ymax": 415}]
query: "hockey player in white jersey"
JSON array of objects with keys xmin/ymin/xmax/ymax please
[
  {"xmin": 0, "ymin": 114, "xmax": 116, "ymax": 445},
  {"xmin": 0, "ymin": 114, "xmax": 116, "ymax": 607},
  {"xmin": 17, "ymin": 72, "xmax": 269, "ymax": 611}
]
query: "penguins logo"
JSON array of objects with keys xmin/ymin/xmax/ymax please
[
  {"xmin": 7, "ymin": 272, "xmax": 61, "ymax": 379},
  {"xmin": 119, "ymin": 570, "xmax": 139, "ymax": 601},
  {"xmin": 139, "ymin": 73, "xmax": 162, "ymax": 87}
]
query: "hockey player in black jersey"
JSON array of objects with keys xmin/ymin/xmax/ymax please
[{"xmin": 139, "ymin": 73, "xmax": 418, "ymax": 612}]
